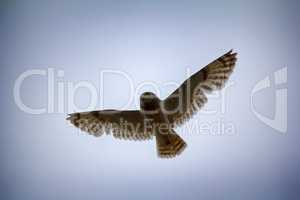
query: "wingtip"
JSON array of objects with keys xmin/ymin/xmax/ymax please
[
  {"xmin": 228, "ymin": 49, "xmax": 237, "ymax": 54},
  {"xmin": 66, "ymin": 114, "xmax": 72, "ymax": 121},
  {"xmin": 66, "ymin": 113, "xmax": 77, "ymax": 121},
  {"xmin": 230, "ymin": 49, "xmax": 238, "ymax": 54},
  {"xmin": 226, "ymin": 49, "xmax": 238, "ymax": 58}
]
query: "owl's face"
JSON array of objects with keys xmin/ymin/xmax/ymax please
[{"xmin": 140, "ymin": 92, "xmax": 161, "ymax": 112}]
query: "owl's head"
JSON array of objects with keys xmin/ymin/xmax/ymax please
[{"xmin": 140, "ymin": 92, "xmax": 161, "ymax": 112}]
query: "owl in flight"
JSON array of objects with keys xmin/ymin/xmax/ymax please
[{"xmin": 67, "ymin": 50, "xmax": 237, "ymax": 158}]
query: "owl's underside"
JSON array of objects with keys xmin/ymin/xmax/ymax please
[{"xmin": 67, "ymin": 50, "xmax": 237, "ymax": 158}]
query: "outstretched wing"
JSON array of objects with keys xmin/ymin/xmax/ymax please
[
  {"xmin": 161, "ymin": 50, "xmax": 237, "ymax": 127},
  {"xmin": 67, "ymin": 110, "xmax": 153, "ymax": 140}
]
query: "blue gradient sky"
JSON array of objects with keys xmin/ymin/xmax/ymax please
[{"xmin": 1, "ymin": 0, "xmax": 299, "ymax": 200}]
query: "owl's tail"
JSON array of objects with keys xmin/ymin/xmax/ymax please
[{"xmin": 156, "ymin": 129, "xmax": 187, "ymax": 158}]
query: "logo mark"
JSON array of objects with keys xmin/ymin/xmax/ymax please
[{"xmin": 251, "ymin": 67, "xmax": 287, "ymax": 133}]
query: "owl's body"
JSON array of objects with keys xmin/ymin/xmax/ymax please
[
  {"xmin": 67, "ymin": 50, "xmax": 237, "ymax": 158},
  {"xmin": 140, "ymin": 92, "xmax": 187, "ymax": 157}
]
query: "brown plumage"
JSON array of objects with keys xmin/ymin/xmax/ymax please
[{"xmin": 67, "ymin": 50, "xmax": 237, "ymax": 158}]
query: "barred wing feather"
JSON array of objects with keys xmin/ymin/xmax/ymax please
[{"xmin": 162, "ymin": 50, "xmax": 237, "ymax": 127}]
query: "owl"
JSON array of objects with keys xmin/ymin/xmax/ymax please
[{"xmin": 67, "ymin": 50, "xmax": 237, "ymax": 158}]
